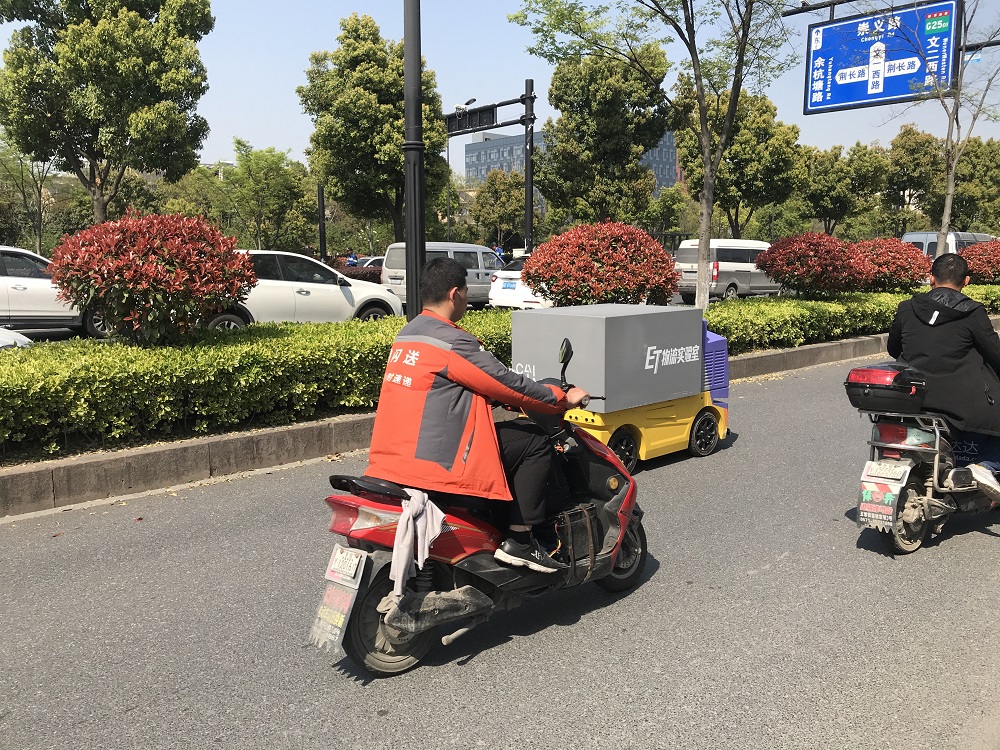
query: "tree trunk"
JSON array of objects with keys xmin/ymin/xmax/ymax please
[
  {"xmin": 696, "ymin": 177, "xmax": 716, "ymax": 311},
  {"xmin": 937, "ymin": 141, "xmax": 957, "ymax": 258},
  {"xmin": 91, "ymin": 189, "xmax": 109, "ymax": 224}
]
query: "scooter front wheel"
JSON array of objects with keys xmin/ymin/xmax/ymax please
[
  {"xmin": 595, "ymin": 520, "xmax": 648, "ymax": 592},
  {"xmin": 342, "ymin": 567, "xmax": 435, "ymax": 676}
]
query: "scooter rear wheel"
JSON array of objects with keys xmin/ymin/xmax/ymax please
[
  {"xmin": 881, "ymin": 479, "xmax": 927, "ymax": 554},
  {"xmin": 342, "ymin": 567, "xmax": 435, "ymax": 676},
  {"xmin": 595, "ymin": 520, "xmax": 647, "ymax": 592}
]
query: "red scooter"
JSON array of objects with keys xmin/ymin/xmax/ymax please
[{"xmin": 308, "ymin": 339, "xmax": 647, "ymax": 676}]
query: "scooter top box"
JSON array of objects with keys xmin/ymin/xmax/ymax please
[
  {"xmin": 511, "ymin": 304, "xmax": 704, "ymax": 414},
  {"xmin": 844, "ymin": 362, "xmax": 927, "ymax": 413}
]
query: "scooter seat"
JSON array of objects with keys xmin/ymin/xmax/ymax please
[{"xmin": 329, "ymin": 474, "xmax": 409, "ymax": 500}]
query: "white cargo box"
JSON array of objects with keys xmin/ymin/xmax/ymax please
[{"xmin": 510, "ymin": 304, "xmax": 704, "ymax": 414}]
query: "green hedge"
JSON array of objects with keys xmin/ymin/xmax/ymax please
[
  {"xmin": 0, "ymin": 310, "xmax": 513, "ymax": 456},
  {"xmin": 5, "ymin": 291, "xmax": 1000, "ymax": 457}
]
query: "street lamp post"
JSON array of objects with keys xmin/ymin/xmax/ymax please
[{"xmin": 403, "ymin": 0, "xmax": 425, "ymax": 321}]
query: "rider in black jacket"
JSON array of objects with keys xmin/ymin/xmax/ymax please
[{"xmin": 888, "ymin": 253, "xmax": 1000, "ymax": 501}]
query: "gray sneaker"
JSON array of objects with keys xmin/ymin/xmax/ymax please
[{"xmin": 968, "ymin": 464, "xmax": 1000, "ymax": 503}]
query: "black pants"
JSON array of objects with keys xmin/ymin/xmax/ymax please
[{"xmin": 495, "ymin": 420, "xmax": 558, "ymax": 527}]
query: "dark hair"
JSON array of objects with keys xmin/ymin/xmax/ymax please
[
  {"xmin": 931, "ymin": 253, "xmax": 969, "ymax": 286},
  {"xmin": 420, "ymin": 257, "xmax": 467, "ymax": 304}
]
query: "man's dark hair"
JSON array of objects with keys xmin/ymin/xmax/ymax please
[
  {"xmin": 931, "ymin": 253, "xmax": 969, "ymax": 286},
  {"xmin": 421, "ymin": 257, "xmax": 467, "ymax": 304}
]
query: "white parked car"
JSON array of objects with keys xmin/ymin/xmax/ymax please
[
  {"xmin": 208, "ymin": 250, "xmax": 402, "ymax": 329},
  {"xmin": 488, "ymin": 258, "xmax": 553, "ymax": 310},
  {"xmin": 0, "ymin": 245, "xmax": 107, "ymax": 337}
]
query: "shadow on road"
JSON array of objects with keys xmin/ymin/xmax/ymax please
[
  {"xmin": 846, "ymin": 505, "xmax": 1000, "ymax": 557},
  {"xmin": 423, "ymin": 551, "xmax": 662, "ymax": 670},
  {"xmin": 632, "ymin": 430, "xmax": 739, "ymax": 476},
  {"xmin": 325, "ymin": 553, "xmax": 662, "ymax": 682}
]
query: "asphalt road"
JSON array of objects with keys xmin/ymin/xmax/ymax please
[{"xmin": 3, "ymin": 356, "xmax": 999, "ymax": 750}]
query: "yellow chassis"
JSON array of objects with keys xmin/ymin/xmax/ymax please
[{"xmin": 565, "ymin": 391, "xmax": 728, "ymax": 462}]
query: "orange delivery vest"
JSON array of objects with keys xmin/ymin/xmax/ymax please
[{"xmin": 364, "ymin": 310, "xmax": 567, "ymax": 501}]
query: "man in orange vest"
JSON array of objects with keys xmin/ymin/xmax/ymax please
[{"xmin": 366, "ymin": 257, "xmax": 589, "ymax": 572}]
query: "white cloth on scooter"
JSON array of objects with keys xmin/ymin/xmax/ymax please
[{"xmin": 389, "ymin": 488, "xmax": 446, "ymax": 602}]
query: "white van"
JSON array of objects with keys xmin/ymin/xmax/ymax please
[
  {"xmin": 382, "ymin": 242, "xmax": 503, "ymax": 308},
  {"xmin": 900, "ymin": 231, "xmax": 993, "ymax": 256},
  {"xmin": 674, "ymin": 239, "xmax": 775, "ymax": 304}
]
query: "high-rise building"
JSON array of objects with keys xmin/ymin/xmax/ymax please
[{"xmin": 464, "ymin": 130, "xmax": 679, "ymax": 191}]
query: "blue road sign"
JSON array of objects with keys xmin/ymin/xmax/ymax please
[{"xmin": 804, "ymin": 0, "xmax": 958, "ymax": 115}]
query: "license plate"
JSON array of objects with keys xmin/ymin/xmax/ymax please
[
  {"xmin": 326, "ymin": 544, "xmax": 364, "ymax": 585},
  {"xmin": 308, "ymin": 580, "xmax": 360, "ymax": 652},
  {"xmin": 502, "ymin": 281, "xmax": 516, "ymax": 289},
  {"xmin": 683, "ymin": 271, "xmax": 696, "ymax": 277},
  {"xmin": 867, "ymin": 461, "xmax": 906, "ymax": 480},
  {"xmin": 389, "ymin": 277, "xmax": 402, "ymax": 284}
]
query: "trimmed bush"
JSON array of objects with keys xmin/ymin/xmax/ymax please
[
  {"xmin": 50, "ymin": 212, "xmax": 255, "ymax": 345},
  {"xmin": 703, "ymin": 293, "xmax": 907, "ymax": 354},
  {"xmin": 0, "ymin": 309, "xmax": 511, "ymax": 456},
  {"xmin": 754, "ymin": 233, "xmax": 852, "ymax": 296},
  {"xmin": 11, "ymin": 291, "xmax": 1000, "ymax": 459},
  {"xmin": 522, "ymin": 221, "xmax": 679, "ymax": 306},
  {"xmin": 849, "ymin": 238, "xmax": 931, "ymax": 292},
  {"xmin": 961, "ymin": 241, "xmax": 1000, "ymax": 284},
  {"xmin": 755, "ymin": 233, "xmax": 931, "ymax": 296}
]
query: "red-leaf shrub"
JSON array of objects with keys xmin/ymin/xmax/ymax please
[
  {"xmin": 849, "ymin": 238, "xmax": 931, "ymax": 292},
  {"xmin": 755, "ymin": 233, "xmax": 929, "ymax": 297},
  {"xmin": 521, "ymin": 222, "xmax": 679, "ymax": 306},
  {"xmin": 961, "ymin": 241, "xmax": 1000, "ymax": 284},
  {"xmin": 50, "ymin": 211, "xmax": 255, "ymax": 345},
  {"xmin": 339, "ymin": 266, "xmax": 382, "ymax": 284},
  {"xmin": 754, "ymin": 233, "xmax": 851, "ymax": 296}
]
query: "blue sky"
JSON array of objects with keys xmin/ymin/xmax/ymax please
[{"xmin": 13, "ymin": 1, "xmax": 1000, "ymax": 170}]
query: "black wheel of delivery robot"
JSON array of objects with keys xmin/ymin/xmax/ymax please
[
  {"xmin": 595, "ymin": 518, "xmax": 647, "ymax": 592},
  {"xmin": 688, "ymin": 409, "xmax": 720, "ymax": 457},
  {"xmin": 608, "ymin": 427, "xmax": 639, "ymax": 473},
  {"xmin": 342, "ymin": 567, "xmax": 435, "ymax": 677}
]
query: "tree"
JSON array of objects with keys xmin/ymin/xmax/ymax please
[
  {"xmin": 0, "ymin": 1, "xmax": 213, "ymax": 224},
  {"xmin": 0, "ymin": 136, "xmax": 55, "ymax": 253},
  {"xmin": 535, "ymin": 51, "xmax": 669, "ymax": 224},
  {"xmin": 858, "ymin": 0, "xmax": 1000, "ymax": 253},
  {"xmin": 801, "ymin": 146, "xmax": 855, "ymax": 235},
  {"xmin": 470, "ymin": 169, "xmax": 526, "ymax": 248},
  {"xmin": 512, "ymin": 0, "xmax": 793, "ymax": 309},
  {"xmin": 925, "ymin": 0, "xmax": 1000, "ymax": 254},
  {"xmin": 157, "ymin": 164, "xmax": 231, "ymax": 228},
  {"xmin": 225, "ymin": 138, "xmax": 310, "ymax": 251},
  {"xmin": 885, "ymin": 124, "xmax": 942, "ymax": 233},
  {"xmin": 297, "ymin": 13, "xmax": 448, "ymax": 242},
  {"xmin": 673, "ymin": 91, "xmax": 801, "ymax": 238},
  {"xmin": 924, "ymin": 136, "xmax": 1000, "ymax": 232}
]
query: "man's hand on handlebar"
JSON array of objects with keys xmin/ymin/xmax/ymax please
[{"xmin": 565, "ymin": 386, "xmax": 590, "ymax": 409}]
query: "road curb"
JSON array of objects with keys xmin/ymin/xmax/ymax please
[{"xmin": 0, "ymin": 328, "xmax": 912, "ymax": 519}]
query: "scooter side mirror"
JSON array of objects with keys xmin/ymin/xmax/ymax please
[{"xmin": 559, "ymin": 338, "xmax": 573, "ymax": 365}]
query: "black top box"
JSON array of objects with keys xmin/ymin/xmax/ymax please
[{"xmin": 844, "ymin": 363, "xmax": 927, "ymax": 414}]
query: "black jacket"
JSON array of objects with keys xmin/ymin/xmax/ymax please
[{"xmin": 887, "ymin": 287, "xmax": 1000, "ymax": 435}]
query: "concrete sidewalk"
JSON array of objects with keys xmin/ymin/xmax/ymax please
[{"xmin": 0, "ymin": 330, "xmax": 892, "ymax": 519}]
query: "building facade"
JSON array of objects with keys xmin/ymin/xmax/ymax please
[{"xmin": 464, "ymin": 130, "xmax": 679, "ymax": 191}]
